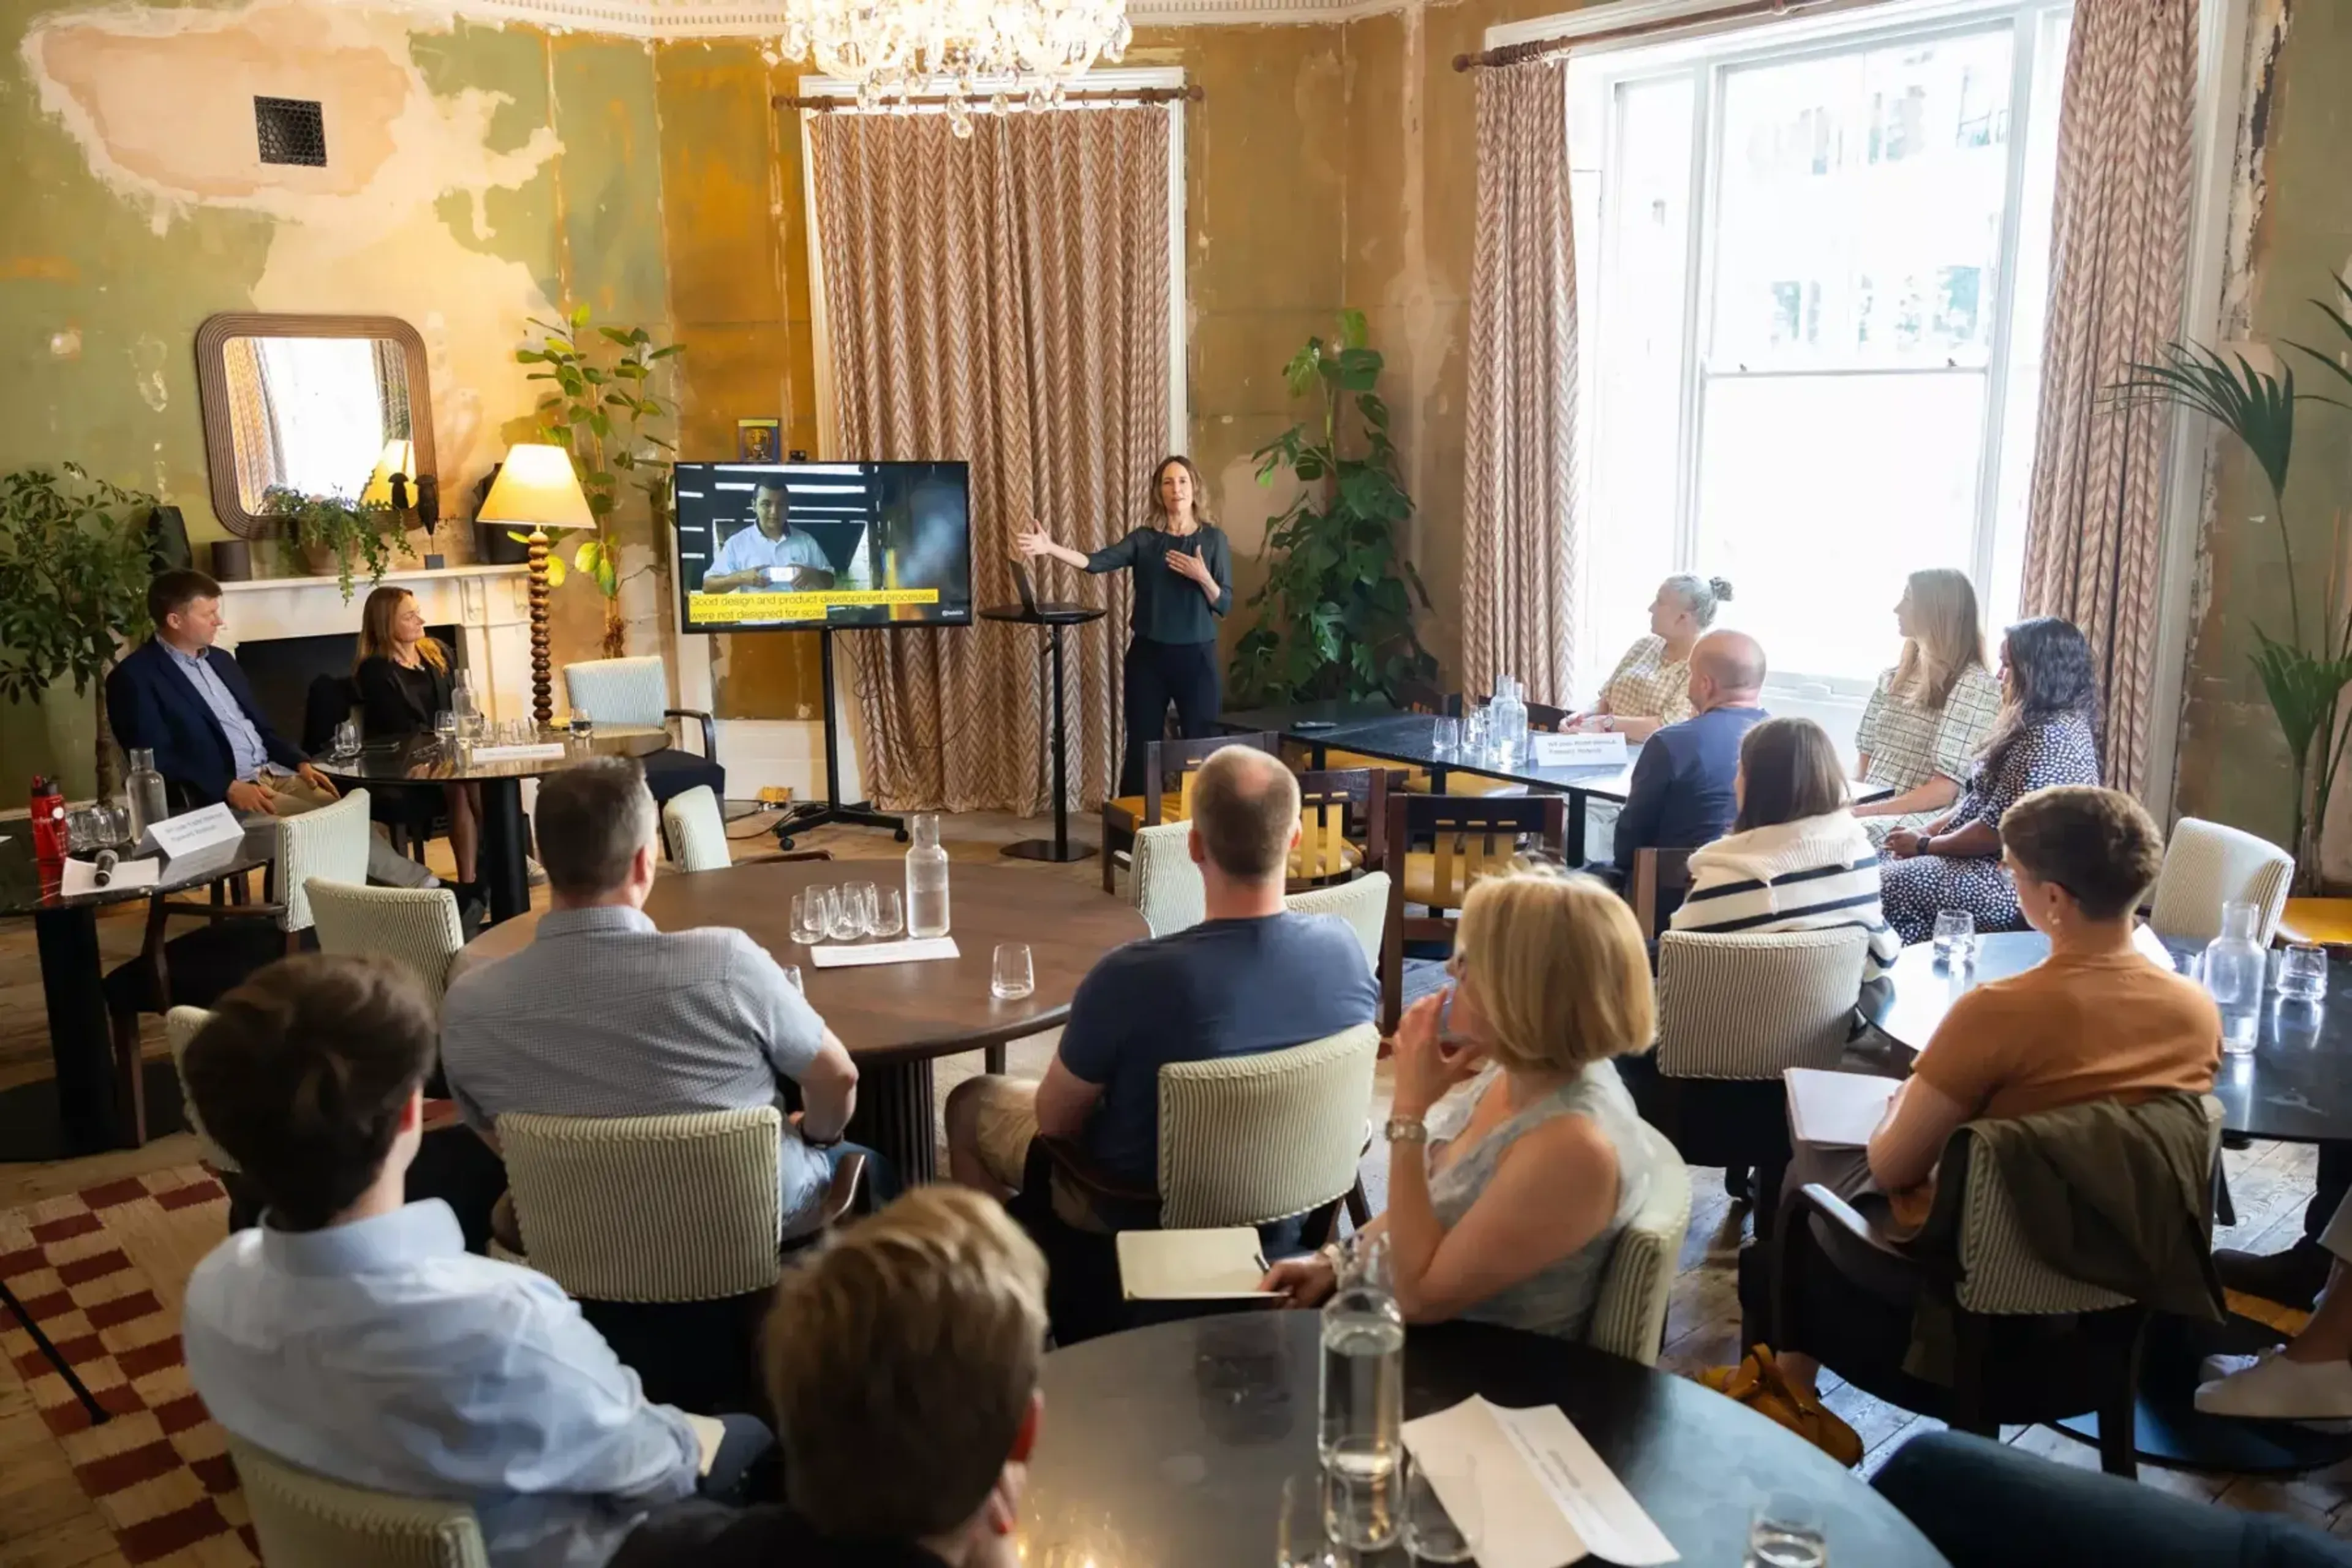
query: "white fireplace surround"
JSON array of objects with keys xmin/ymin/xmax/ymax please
[
  {"xmin": 214, "ymin": 564, "xmax": 537, "ymax": 723},
  {"xmin": 219, "ymin": 564, "xmax": 859, "ymax": 805}
]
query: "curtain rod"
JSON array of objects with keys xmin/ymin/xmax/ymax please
[
  {"xmin": 775, "ymin": 83, "xmax": 1200, "ymax": 110},
  {"xmin": 1453, "ymin": 0, "xmax": 1843, "ymax": 72}
]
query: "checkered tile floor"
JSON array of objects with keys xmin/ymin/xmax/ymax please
[{"xmin": 0, "ymin": 1168, "xmax": 259, "ymax": 1566}]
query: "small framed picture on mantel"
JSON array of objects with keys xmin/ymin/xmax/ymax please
[{"xmin": 737, "ymin": 418, "xmax": 780, "ymax": 464}]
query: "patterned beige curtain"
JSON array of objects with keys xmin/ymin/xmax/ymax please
[
  {"xmin": 2018, "ymin": 0, "xmax": 2197, "ymax": 796},
  {"xmin": 809, "ymin": 107, "xmax": 1169, "ymax": 813},
  {"xmin": 221, "ymin": 335, "xmax": 283, "ymax": 511},
  {"xmin": 1462, "ymin": 59, "xmax": 1578, "ymax": 708}
]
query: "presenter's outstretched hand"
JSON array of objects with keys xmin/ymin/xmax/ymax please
[{"xmin": 1014, "ymin": 526, "xmax": 1055, "ymax": 558}]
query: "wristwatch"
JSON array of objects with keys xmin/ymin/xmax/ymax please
[{"xmin": 1385, "ymin": 1115, "xmax": 1430, "ymax": 1145}]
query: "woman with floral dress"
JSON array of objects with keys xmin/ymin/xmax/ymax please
[
  {"xmin": 1879, "ymin": 617, "xmax": 2101, "ymax": 944},
  {"xmin": 1852, "ymin": 568, "xmax": 2005, "ymax": 847}
]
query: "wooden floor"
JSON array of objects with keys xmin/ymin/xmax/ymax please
[{"xmin": 4, "ymin": 807, "xmax": 2351, "ymax": 1565}]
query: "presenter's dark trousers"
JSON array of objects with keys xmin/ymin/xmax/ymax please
[{"xmin": 1121, "ymin": 636, "xmax": 1221, "ymax": 796}]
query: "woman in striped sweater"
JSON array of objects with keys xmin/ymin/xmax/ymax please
[{"xmin": 1670, "ymin": 717, "xmax": 1900, "ymax": 980}]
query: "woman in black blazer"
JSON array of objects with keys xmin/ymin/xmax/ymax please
[{"xmin": 355, "ymin": 585, "xmax": 480, "ymax": 897}]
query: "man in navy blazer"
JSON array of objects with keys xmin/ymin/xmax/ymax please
[
  {"xmin": 1605, "ymin": 630, "xmax": 1770, "ymax": 884},
  {"xmin": 109, "ymin": 570, "xmax": 433, "ymax": 888}
]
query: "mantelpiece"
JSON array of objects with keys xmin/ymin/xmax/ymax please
[{"xmin": 215, "ymin": 565, "xmax": 533, "ymax": 723}]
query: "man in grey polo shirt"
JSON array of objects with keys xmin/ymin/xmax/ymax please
[{"xmin": 440, "ymin": 758, "xmax": 886, "ymax": 1229}]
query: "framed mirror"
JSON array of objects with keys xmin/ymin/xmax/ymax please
[{"xmin": 195, "ymin": 313, "xmax": 435, "ymax": 539}]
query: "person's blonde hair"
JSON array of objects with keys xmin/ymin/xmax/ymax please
[
  {"xmin": 1889, "ymin": 567, "xmax": 1985, "ymax": 710},
  {"xmin": 1456, "ymin": 867, "xmax": 1656, "ymax": 1074},
  {"xmin": 1190, "ymin": 745, "xmax": 1300, "ymax": 881},
  {"xmin": 764, "ymin": 1188, "xmax": 1049, "ymax": 1541},
  {"xmin": 355, "ymin": 586, "xmax": 447, "ymax": 673}
]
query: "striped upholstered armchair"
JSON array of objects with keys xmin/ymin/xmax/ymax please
[
  {"xmin": 229, "ymin": 1438, "xmax": 489, "ymax": 1568},
  {"xmin": 560, "ymin": 655, "xmax": 723, "ymax": 809}
]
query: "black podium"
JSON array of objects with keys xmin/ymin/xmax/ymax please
[{"xmin": 981, "ymin": 602, "xmax": 1107, "ymax": 862}]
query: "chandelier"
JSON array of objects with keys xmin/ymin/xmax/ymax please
[{"xmin": 783, "ymin": 0, "xmax": 1133, "ymax": 130}]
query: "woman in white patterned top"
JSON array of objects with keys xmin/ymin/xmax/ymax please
[
  {"xmin": 1573, "ymin": 574, "xmax": 1735, "ymax": 743},
  {"xmin": 1852, "ymin": 568, "xmax": 2003, "ymax": 845}
]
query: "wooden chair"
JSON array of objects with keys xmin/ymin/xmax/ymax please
[
  {"xmin": 104, "ymin": 790, "xmax": 375, "ymax": 1145},
  {"xmin": 1584, "ymin": 1120, "xmax": 1694, "ymax": 1366},
  {"xmin": 491, "ymin": 1106, "xmax": 865, "ymax": 1411},
  {"xmin": 1101, "ymin": 731, "xmax": 1279, "ymax": 894},
  {"xmin": 1629, "ymin": 846, "xmax": 1695, "ymax": 940},
  {"xmin": 1041, "ymin": 1023, "xmax": 1382, "ymax": 1239},
  {"xmin": 1381, "ymin": 794, "xmax": 1566, "ymax": 1026},
  {"xmin": 1774, "ymin": 1098, "xmax": 2225, "ymax": 1479},
  {"xmin": 229, "ymin": 1438, "xmax": 490, "ymax": 1568},
  {"xmin": 1291, "ymin": 766, "xmax": 1389, "ymax": 888}
]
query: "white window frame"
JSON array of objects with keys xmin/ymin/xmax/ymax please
[
  {"xmin": 794, "ymin": 68, "xmax": 1189, "ymax": 463},
  {"xmin": 1491, "ymin": 0, "xmax": 2251, "ymax": 805}
]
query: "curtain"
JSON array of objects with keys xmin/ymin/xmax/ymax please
[
  {"xmin": 1462, "ymin": 59, "xmax": 1580, "ymax": 708},
  {"xmin": 2018, "ymin": 0, "xmax": 2197, "ymax": 796},
  {"xmin": 373, "ymin": 337, "xmax": 412, "ymax": 441},
  {"xmin": 221, "ymin": 335, "xmax": 284, "ymax": 511},
  {"xmin": 809, "ymin": 107, "xmax": 1170, "ymax": 813}
]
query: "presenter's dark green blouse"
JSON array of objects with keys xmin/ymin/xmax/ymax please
[{"xmin": 1085, "ymin": 524, "xmax": 1234, "ymax": 644}]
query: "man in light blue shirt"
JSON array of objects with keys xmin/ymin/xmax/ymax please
[
  {"xmin": 441, "ymin": 758, "xmax": 889, "ymax": 1226},
  {"xmin": 180, "ymin": 952, "xmax": 769, "ymax": 1568},
  {"xmin": 700, "ymin": 480, "xmax": 835, "ymax": 592}
]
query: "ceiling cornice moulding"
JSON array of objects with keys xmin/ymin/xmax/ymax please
[{"xmin": 417, "ymin": 0, "xmax": 1395, "ymax": 36}]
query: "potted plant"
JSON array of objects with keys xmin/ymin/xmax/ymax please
[
  {"xmin": 0, "ymin": 464, "xmax": 160, "ymax": 797},
  {"xmin": 2119, "ymin": 276, "xmax": 2352, "ymax": 890},
  {"xmin": 262, "ymin": 485, "xmax": 401, "ymax": 603},
  {"xmin": 516, "ymin": 304, "xmax": 682, "ymax": 657},
  {"xmin": 1232, "ymin": 309, "xmax": 1438, "ymax": 706}
]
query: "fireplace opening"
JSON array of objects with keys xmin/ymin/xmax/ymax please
[{"xmin": 231, "ymin": 625, "xmax": 461, "ymax": 750}]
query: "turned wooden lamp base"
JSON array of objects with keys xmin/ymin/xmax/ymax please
[{"xmin": 527, "ymin": 526, "xmax": 554, "ymax": 727}]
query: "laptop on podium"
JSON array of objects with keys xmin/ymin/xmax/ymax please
[{"xmin": 1011, "ymin": 559, "xmax": 1094, "ymax": 619}]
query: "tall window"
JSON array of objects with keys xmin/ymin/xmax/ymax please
[{"xmin": 1569, "ymin": 0, "xmax": 2071, "ymax": 745}]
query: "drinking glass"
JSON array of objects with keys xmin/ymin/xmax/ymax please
[
  {"xmin": 65, "ymin": 807, "xmax": 99, "ymax": 853},
  {"xmin": 780, "ymin": 964, "xmax": 804, "ymax": 994},
  {"xmin": 991, "ymin": 943, "xmax": 1035, "ymax": 1001},
  {"xmin": 1278, "ymin": 1472, "xmax": 1338, "ymax": 1568},
  {"xmin": 1746, "ymin": 1493, "xmax": 1826, "ymax": 1568},
  {"xmin": 1431, "ymin": 717, "xmax": 1461, "ymax": 756},
  {"xmin": 2281, "ymin": 944, "xmax": 2330, "ymax": 1003},
  {"xmin": 1931, "ymin": 909, "xmax": 1975, "ymax": 966},
  {"xmin": 1461, "ymin": 708, "xmax": 1490, "ymax": 760},
  {"xmin": 433, "ymin": 710, "xmax": 458, "ymax": 748},
  {"xmin": 1323, "ymin": 1435, "xmax": 1400, "ymax": 1551},
  {"xmin": 871, "ymin": 888, "xmax": 905, "ymax": 938},
  {"xmin": 830, "ymin": 883, "xmax": 868, "ymax": 940},
  {"xmin": 846, "ymin": 881, "xmax": 879, "ymax": 937},
  {"xmin": 571, "ymin": 706, "xmax": 595, "ymax": 739},
  {"xmin": 791, "ymin": 888, "xmax": 829, "ymax": 945},
  {"xmin": 1400, "ymin": 1450, "xmax": 1479, "ymax": 1562},
  {"xmin": 332, "ymin": 719, "xmax": 360, "ymax": 758}
]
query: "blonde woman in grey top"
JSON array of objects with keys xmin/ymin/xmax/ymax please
[{"xmin": 1262, "ymin": 868, "xmax": 1660, "ymax": 1341}]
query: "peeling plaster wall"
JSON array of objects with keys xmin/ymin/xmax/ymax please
[
  {"xmin": 2173, "ymin": 0, "xmax": 2352, "ymax": 874},
  {"xmin": 1, "ymin": 0, "xmax": 667, "ymax": 790}
]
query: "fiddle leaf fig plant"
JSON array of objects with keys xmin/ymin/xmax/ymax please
[
  {"xmin": 516, "ymin": 303, "xmax": 681, "ymax": 657},
  {"xmin": 1231, "ymin": 309, "xmax": 1437, "ymax": 705}
]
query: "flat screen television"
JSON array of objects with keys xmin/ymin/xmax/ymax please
[{"xmin": 672, "ymin": 461, "xmax": 974, "ymax": 631}]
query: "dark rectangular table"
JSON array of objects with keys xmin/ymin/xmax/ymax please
[{"xmin": 1223, "ymin": 700, "xmax": 1892, "ymax": 864}]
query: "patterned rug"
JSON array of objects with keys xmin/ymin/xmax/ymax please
[{"xmin": 0, "ymin": 1166, "xmax": 259, "ymax": 1567}]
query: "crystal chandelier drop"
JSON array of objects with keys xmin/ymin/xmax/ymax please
[{"xmin": 785, "ymin": 0, "xmax": 1133, "ymax": 132}]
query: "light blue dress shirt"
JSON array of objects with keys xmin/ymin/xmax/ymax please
[
  {"xmin": 440, "ymin": 906, "xmax": 832, "ymax": 1223},
  {"xmin": 183, "ymin": 1200, "xmax": 699, "ymax": 1568},
  {"xmin": 710, "ymin": 524, "xmax": 832, "ymax": 582},
  {"xmin": 164, "ymin": 641, "xmax": 270, "ymax": 782}
]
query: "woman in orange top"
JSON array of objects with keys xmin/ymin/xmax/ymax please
[{"xmin": 1764, "ymin": 783, "xmax": 2220, "ymax": 1397}]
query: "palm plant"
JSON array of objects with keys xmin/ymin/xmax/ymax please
[
  {"xmin": 1231, "ymin": 310, "xmax": 1437, "ymax": 705},
  {"xmin": 2117, "ymin": 279, "xmax": 2352, "ymax": 888}
]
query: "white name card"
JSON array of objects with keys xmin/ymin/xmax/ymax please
[
  {"xmin": 1531, "ymin": 732, "xmax": 1629, "ymax": 769},
  {"xmin": 809, "ymin": 937, "xmax": 960, "ymax": 969},
  {"xmin": 138, "ymin": 803, "xmax": 244, "ymax": 860},
  {"xmin": 469, "ymin": 742, "xmax": 568, "ymax": 763}
]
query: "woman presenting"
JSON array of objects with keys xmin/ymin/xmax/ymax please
[{"xmin": 1016, "ymin": 455, "xmax": 1232, "ymax": 795}]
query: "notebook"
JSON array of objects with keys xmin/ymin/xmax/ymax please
[
  {"xmin": 1783, "ymin": 1067, "xmax": 1901, "ymax": 1148},
  {"xmin": 1115, "ymin": 1227, "xmax": 1276, "ymax": 1301}
]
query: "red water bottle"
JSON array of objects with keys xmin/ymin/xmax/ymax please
[{"xmin": 29, "ymin": 776, "xmax": 67, "ymax": 866}]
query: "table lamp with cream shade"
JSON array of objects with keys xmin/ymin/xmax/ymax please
[{"xmin": 478, "ymin": 443, "xmax": 594, "ymax": 725}]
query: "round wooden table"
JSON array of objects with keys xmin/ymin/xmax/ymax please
[
  {"xmin": 316, "ymin": 726, "xmax": 668, "ymax": 924},
  {"xmin": 1021, "ymin": 1313, "xmax": 1948, "ymax": 1566},
  {"xmin": 458, "ymin": 858, "xmax": 1147, "ymax": 1180}
]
